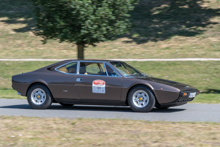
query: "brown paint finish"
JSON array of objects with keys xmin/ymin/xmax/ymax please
[
  {"xmin": 154, "ymin": 90, "xmax": 179, "ymax": 103},
  {"xmin": 75, "ymin": 75, "xmax": 123, "ymax": 100},
  {"xmin": 48, "ymin": 73, "xmax": 79, "ymax": 99},
  {"xmin": 12, "ymin": 60, "xmax": 199, "ymax": 107}
]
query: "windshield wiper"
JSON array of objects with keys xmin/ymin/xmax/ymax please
[
  {"xmin": 141, "ymin": 72, "xmax": 149, "ymax": 77},
  {"xmin": 130, "ymin": 73, "xmax": 143, "ymax": 76}
]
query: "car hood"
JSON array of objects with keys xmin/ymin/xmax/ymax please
[{"xmin": 135, "ymin": 76, "xmax": 197, "ymax": 91}]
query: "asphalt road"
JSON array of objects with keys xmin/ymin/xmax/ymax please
[{"xmin": 0, "ymin": 99, "xmax": 219, "ymax": 122}]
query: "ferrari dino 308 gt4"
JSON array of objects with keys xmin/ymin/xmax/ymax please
[{"xmin": 12, "ymin": 60, "xmax": 199, "ymax": 112}]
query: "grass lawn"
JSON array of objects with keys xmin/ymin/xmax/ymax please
[
  {"xmin": 0, "ymin": 61, "xmax": 220, "ymax": 103},
  {"xmin": 191, "ymin": 93, "xmax": 220, "ymax": 104},
  {"xmin": 0, "ymin": 0, "xmax": 220, "ymax": 59},
  {"xmin": 0, "ymin": 116, "xmax": 219, "ymax": 147}
]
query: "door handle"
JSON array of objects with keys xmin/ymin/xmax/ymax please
[{"xmin": 76, "ymin": 78, "xmax": 83, "ymax": 82}]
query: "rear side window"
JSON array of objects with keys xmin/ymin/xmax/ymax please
[
  {"xmin": 79, "ymin": 62, "xmax": 106, "ymax": 76},
  {"xmin": 57, "ymin": 62, "xmax": 77, "ymax": 74}
]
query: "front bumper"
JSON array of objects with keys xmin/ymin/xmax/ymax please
[
  {"xmin": 177, "ymin": 90, "xmax": 199, "ymax": 102},
  {"xmin": 160, "ymin": 89, "xmax": 199, "ymax": 107}
]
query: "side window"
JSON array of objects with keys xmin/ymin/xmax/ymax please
[
  {"xmin": 106, "ymin": 64, "xmax": 119, "ymax": 77},
  {"xmin": 57, "ymin": 62, "xmax": 77, "ymax": 74},
  {"xmin": 80, "ymin": 62, "xmax": 106, "ymax": 76},
  {"xmin": 86, "ymin": 64, "xmax": 101, "ymax": 74}
]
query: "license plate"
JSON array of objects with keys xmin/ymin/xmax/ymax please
[{"xmin": 189, "ymin": 92, "xmax": 196, "ymax": 98}]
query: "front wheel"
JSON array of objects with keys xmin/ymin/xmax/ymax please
[
  {"xmin": 27, "ymin": 84, "xmax": 52, "ymax": 109},
  {"xmin": 128, "ymin": 86, "xmax": 155, "ymax": 112}
]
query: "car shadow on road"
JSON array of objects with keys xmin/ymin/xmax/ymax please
[{"xmin": 0, "ymin": 104, "xmax": 186, "ymax": 113}]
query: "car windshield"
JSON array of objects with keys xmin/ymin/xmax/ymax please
[{"xmin": 110, "ymin": 62, "xmax": 148, "ymax": 77}]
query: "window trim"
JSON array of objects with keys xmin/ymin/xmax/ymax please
[
  {"xmin": 103, "ymin": 63, "xmax": 109, "ymax": 76},
  {"xmin": 109, "ymin": 61, "xmax": 127, "ymax": 77},
  {"xmin": 78, "ymin": 61, "xmax": 108, "ymax": 76},
  {"xmin": 55, "ymin": 61, "xmax": 78, "ymax": 75},
  {"xmin": 123, "ymin": 62, "xmax": 148, "ymax": 77},
  {"xmin": 54, "ymin": 60, "xmax": 122, "ymax": 78},
  {"xmin": 109, "ymin": 61, "xmax": 147, "ymax": 78},
  {"xmin": 104, "ymin": 62, "xmax": 122, "ymax": 77}
]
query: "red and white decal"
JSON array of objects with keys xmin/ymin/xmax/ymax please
[{"xmin": 92, "ymin": 80, "xmax": 106, "ymax": 94}]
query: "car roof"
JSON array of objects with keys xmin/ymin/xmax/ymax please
[
  {"xmin": 35, "ymin": 59, "xmax": 124, "ymax": 72},
  {"xmin": 61, "ymin": 59, "xmax": 123, "ymax": 62}
]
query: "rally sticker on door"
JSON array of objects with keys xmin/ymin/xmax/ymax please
[{"xmin": 92, "ymin": 80, "xmax": 105, "ymax": 94}]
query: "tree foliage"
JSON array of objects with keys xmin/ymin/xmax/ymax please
[{"xmin": 31, "ymin": 0, "xmax": 137, "ymax": 59}]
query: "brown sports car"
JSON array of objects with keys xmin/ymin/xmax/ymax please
[{"xmin": 12, "ymin": 60, "xmax": 199, "ymax": 112}]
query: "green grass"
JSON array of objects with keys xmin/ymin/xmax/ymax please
[
  {"xmin": 0, "ymin": 116, "xmax": 220, "ymax": 147},
  {"xmin": 0, "ymin": 89, "xmax": 20, "ymax": 99},
  {"xmin": 0, "ymin": 61, "xmax": 55, "ymax": 90},
  {"xmin": 1, "ymin": 61, "xmax": 220, "ymax": 103},
  {"xmin": 0, "ymin": 0, "xmax": 220, "ymax": 59},
  {"xmin": 191, "ymin": 93, "xmax": 220, "ymax": 104},
  {"xmin": 128, "ymin": 61, "xmax": 220, "ymax": 92}
]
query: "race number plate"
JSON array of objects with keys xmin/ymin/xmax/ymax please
[
  {"xmin": 92, "ymin": 80, "xmax": 105, "ymax": 94},
  {"xmin": 189, "ymin": 92, "xmax": 196, "ymax": 98}
]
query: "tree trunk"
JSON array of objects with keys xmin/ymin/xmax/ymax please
[
  {"xmin": 77, "ymin": 43, "xmax": 84, "ymax": 60},
  {"xmin": 170, "ymin": 0, "xmax": 177, "ymax": 9},
  {"xmin": 188, "ymin": 0, "xmax": 201, "ymax": 9}
]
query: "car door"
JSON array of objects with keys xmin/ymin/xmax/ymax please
[
  {"xmin": 75, "ymin": 61, "xmax": 123, "ymax": 101},
  {"xmin": 49, "ymin": 61, "xmax": 80, "ymax": 99}
]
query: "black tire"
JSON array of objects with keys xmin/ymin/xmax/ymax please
[
  {"xmin": 27, "ymin": 84, "xmax": 52, "ymax": 109},
  {"xmin": 60, "ymin": 103, "xmax": 74, "ymax": 107},
  {"xmin": 128, "ymin": 86, "xmax": 155, "ymax": 112}
]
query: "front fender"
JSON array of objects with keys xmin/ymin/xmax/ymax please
[
  {"xmin": 120, "ymin": 78, "xmax": 180, "ymax": 104},
  {"xmin": 120, "ymin": 78, "xmax": 156, "ymax": 102},
  {"xmin": 149, "ymin": 82, "xmax": 180, "ymax": 104}
]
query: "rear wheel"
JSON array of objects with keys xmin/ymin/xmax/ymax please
[
  {"xmin": 60, "ymin": 103, "xmax": 74, "ymax": 107},
  {"xmin": 27, "ymin": 84, "xmax": 52, "ymax": 109},
  {"xmin": 128, "ymin": 86, "xmax": 155, "ymax": 112}
]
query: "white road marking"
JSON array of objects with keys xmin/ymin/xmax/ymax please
[
  {"xmin": 0, "ymin": 58, "xmax": 220, "ymax": 61},
  {"xmin": 113, "ymin": 58, "xmax": 220, "ymax": 61},
  {"xmin": 0, "ymin": 59, "xmax": 64, "ymax": 61}
]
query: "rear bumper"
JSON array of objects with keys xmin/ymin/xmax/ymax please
[
  {"xmin": 160, "ymin": 89, "xmax": 199, "ymax": 107},
  {"xmin": 12, "ymin": 81, "xmax": 28, "ymax": 96}
]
